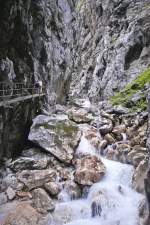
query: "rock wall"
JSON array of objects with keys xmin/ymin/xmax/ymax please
[
  {"xmin": 69, "ymin": 0, "xmax": 150, "ymax": 101},
  {"xmin": 0, "ymin": 0, "xmax": 75, "ymax": 104},
  {"xmin": 0, "ymin": 0, "xmax": 75, "ymax": 157},
  {"xmin": 0, "ymin": 97, "xmax": 43, "ymax": 159},
  {"xmin": 1, "ymin": 0, "xmax": 150, "ymax": 103}
]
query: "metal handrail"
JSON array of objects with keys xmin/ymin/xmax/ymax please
[{"xmin": 0, "ymin": 82, "xmax": 44, "ymax": 99}]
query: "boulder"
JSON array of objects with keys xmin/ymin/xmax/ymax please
[
  {"xmin": 84, "ymin": 129, "xmax": 102, "ymax": 149},
  {"xmin": 58, "ymin": 167, "xmax": 73, "ymax": 181},
  {"xmin": 17, "ymin": 169, "xmax": 56, "ymax": 190},
  {"xmin": 0, "ymin": 202, "xmax": 42, "ymax": 225},
  {"xmin": 132, "ymin": 153, "xmax": 147, "ymax": 167},
  {"xmin": 44, "ymin": 182, "xmax": 60, "ymax": 196},
  {"xmin": 52, "ymin": 204, "xmax": 75, "ymax": 225},
  {"xmin": 16, "ymin": 191, "xmax": 32, "ymax": 200},
  {"xmin": 6, "ymin": 187, "xmax": 16, "ymax": 200},
  {"xmin": 105, "ymin": 148, "xmax": 116, "ymax": 161},
  {"xmin": 68, "ymin": 108, "xmax": 93, "ymax": 123},
  {"xmin": 1, "ymin": 173, "xmax": 18, "ymax": 192},
  {"xmin": 31, "ymin": 188, "xmax": 55, "ymax": 213},
  {"xmin": 10, "ymin": 157, "xmax": 48, "ymax": 172},
  {"xmin": 107, "ymin": 105, "xmax": 129, "ymax": 115},
  {"xmin": 138, "ymin": 198, "xmax": 149, "ymax": 225},
  {"xmin": 112, "ymin": 124, "xmax": 126, "ymax": 135},
  {"xmin": 28, "ymin": 115, "xmax": 81, "ymax": 164},
  {"xmin": 131, "ymin": 136, "xmax": 143, "ymax": 147},
  {"xmin": 127, "ymin": 146, "xmax": 148, "ymax": 165},
  {"xmin": 99, "ymin": 119, "xmax": 113, "ymax": 135},
  {"xmin": 127, "ymin": 150, "xmax": 138, "ymax": 164},
  {"xmin": 92, "ymin": 117, "xmax": 112, "ymax": 130},
  {"xmin": 100, "ymin": 110, "xmax": 114, "ymax": 121},
  {"xmin": 104, "ymin": 134, "xmax": 115, "ymax": 144},
  {"xmin": 63, "ymin": 181, "xmax": 81, "ymax": 200},
  {"xmin": 0, "ymin": 192, "xmax": 7, "ymax": 205},
  {"xmin": 132, "ymin": 158, "xmax": 149, "ymax": 193},
  {"xmin": 74, "ymin": 155, "xmax": 106, "ymax": 185},
  {"xmin": 99, "ymin": 140, "xmax": 108, "ymax": 152},
  {"xmin": 10, "ymin": 148, "xmax": 53, "ymax": 171},
  {"xmin": 115, "ymin": 143, "xmax": 131, "ymax": 162},
  {"xmin": 70, "ymin": 98, "xmax": 91, "ymax": 110}
]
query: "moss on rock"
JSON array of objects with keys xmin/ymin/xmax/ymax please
[{"xmin": 111, "ymin": 68, "xmax": 150, "ymax": 111}]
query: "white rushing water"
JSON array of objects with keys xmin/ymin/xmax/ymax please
[{"xmin": 50, "ymin": 133, "xmax": 144, "ymax": 225}]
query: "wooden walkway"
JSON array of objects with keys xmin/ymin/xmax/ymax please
[
  {"xmin": 0, "ymin": 82, "xmax": 45, "ymax": 107},
  {"xmin": 0, "ymin": 94, "xmax": 45, "ymax": 107}
]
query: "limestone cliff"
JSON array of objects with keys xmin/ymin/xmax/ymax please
[
  {"xmin": 70, "ymin": 0, "xmax": 150, "ymax": 101},
  {"xmin": 1, "ymin": 0, "xmax": 150, "ymax": 103}
]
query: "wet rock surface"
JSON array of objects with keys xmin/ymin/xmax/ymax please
[
  {"xmin": 0, "ymin": 98, "xmax": 149, "ymax": 224},
  {"xmin": 17, "ymin": 169, "xmax": 56, "ymax": 190},
  {"xmin": 0, "ymin": 201, "xmax": 48, "ymax": 225},
  {"xmin": 74, "ymin": 155, "xmax": 106, "ymax": 186}
]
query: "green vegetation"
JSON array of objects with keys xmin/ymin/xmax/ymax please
[
  {"xmin": 55, "ymin": 121, "xmax": 78, "ymax": 137},
  {"xmin": 41, "ymin": 121, "xmax": 78, "ymax": 137},
  {"xmin": 111, "ymin": 68, "xmax": 150, "ymax": 111},
  {"xmin": 129, "ymin": 99, "xmax": 147, "ymax": 112}
]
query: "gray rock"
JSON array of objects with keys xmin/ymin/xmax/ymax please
[
  {"xmin": 28, "ymin": 115, "xmax": 81, "ymax": 164},
  {"xmin": 132, "ymin": 158, "xmax": 149, "ymax": 193},
  {"xmin": 107, "ymin": 105, "xmax": 129, "ymax": 115},
  {"xmin": 10, "ymin": 148, "xmax": 53, "ymax": 171},
  {"xmin": 138, "ymin": 198, "xmax": 149, "ymax": 225},
  {"xmin": 127, "ymin": 91, "xmax": 146, "ymax": 107},
  {"xmin": 1, "ymin": 173, "xmax": 18, "ymax": 192},
  {"xmin": 112, "ymin": 125, "xmax": 126, "ymax": 135},
  {"xmin": 0, "ymin": 192, "xmax": 7, "ymax": 205},
  {"xmin": 44, "ymin": 182, "xmax": 60, "ymax": 196},
  {"xmin": 69, "ymin": 0, "xmax": 150, "ymax": 101},
  {"xmin": 0, "ymin": 201, "xmax": 42, "ymax": 225},
  {"xmin": 68, "ymin": 108, "xmax": 93, "ymax": 123},
  {"xmin": 6, "ymin": 187, "xmax": 16, "ymax": 200},
  {"xmin": 17, "ymin": 169, "xmax": 56, "ymax": 190},
  {"xmin": 31, "ymin": 188, "xmax": 55, "ymax": 212},
  {"xmin": 99, "ymin": 122, "xmax": 113, "ymax": 136}
]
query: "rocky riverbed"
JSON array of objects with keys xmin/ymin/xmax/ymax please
[{"xmin": 0, "ymin": 99, "xmax": 149, "ymax": 225}]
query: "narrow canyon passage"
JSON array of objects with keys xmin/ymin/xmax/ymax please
[{"xmin": 0, "ymin": 1, "xmax": 150, "ymax": 224}]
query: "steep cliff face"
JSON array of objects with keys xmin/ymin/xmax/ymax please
[
  {"xmin": 0, "ymin": 98, "xmax": 42, "ymax": 159},
  {"xmin": 0, "ymin": 0, "xmax": 75, "ymax": 157},
  {"xmin": 0, "ymin": 0, "xmax": 75, "ymax": 104},
  {"xmin": 69, "ymin": 0, "xmax": 150, "ymax": 101},
  {"xmin": 1, "ymin": 0, "xmax": 150, "ymax": 104}
]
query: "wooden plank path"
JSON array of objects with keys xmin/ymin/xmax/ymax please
[
  {"xmin": 0, "ymin": 93, "xmax": 45, "ymax": 107},
  {"xmin": 0, "ymin": 82, "xmax": 45, "ymax": 107}
]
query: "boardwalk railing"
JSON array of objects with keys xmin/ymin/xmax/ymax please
[{"xmin": 0, "ymin": 82, "xmax": 43, "ymax": 101}]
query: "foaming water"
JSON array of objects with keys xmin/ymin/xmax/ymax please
[
  {"xmin": 76, "ymin": 134, "xmax": 97, "ymax": 156},
  {"xmin": 49, "ymin": 133, "xmax": 144, "ymax": 225}
]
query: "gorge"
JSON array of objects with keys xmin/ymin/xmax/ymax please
[{"xmin": 0, "ymin": 0, "xmax": 150, "ymax": 225}]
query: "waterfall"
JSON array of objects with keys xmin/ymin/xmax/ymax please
[{"xmin": 49, "ymin": 132, "xmax": 145, "ymax": 225}]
